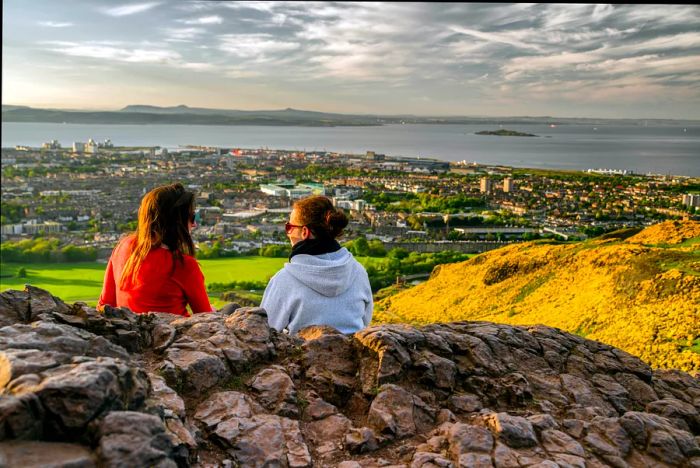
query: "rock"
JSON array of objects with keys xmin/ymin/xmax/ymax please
[
  {"xmin": 646, "ymin": 398, "xmax": 700, "ymax": 433},
  {"xmin": 250, "ymin": 365, "xmax": 298, "ymax": 417},
  {"xmin": 456, "ymin": 452, "xmax": 493, "ymax": 467},
  {"xmin": 162, "ymin": 348, "xmax": 230, "ymax": 393},
  {"xmin": 2, "ymin": 287, "xmax": 700, "ymax": 467},
  {"xmin": 647, "ymin": 429, "xmax": 685, "ymax": 466},
  {"xmin": 412, "ymin": 350, "xmax": 457, "ymax": 390},
  {"xmin": 368, "ymin": 384, "xmax": 435, "ymax": 440},
  {"xmin": 411, "ymin": 451, "xmax": 454, "ymax": 467},
  {"xmin": 97, "ymin": 411, "xmax": 181, "ymax": 467},
  {"xmin": 541, "ymin": 429, "xmax": 585, "ymax": 457},
  {"xmin": 3, "ymin": 357, "xmax": 150, "ymax": 439},
  {"xmin": 345, "ymin": 427, "xmax": 379, "ymax": 454},
  {"xmin": 215, "ymin": 414, "xmax": 311, "ymax": 467},
  {"xmin": 305, "ymin": 396, "xmax": 338, "ymax": 420},
  {"xmin": 0, "ymin": 289, "xmax": 31, "ymax": 326},
  {"xmin": 0, "ymin": 394, "xmax": 44, "ymax": 440},
  {"xmin": 193, "ymin": 391, "xmax": 261, "ymax": 431},
  {"xmin": 301, "ymin": 331, "xmax": 357, "ymax": 407},
  {"xmin": 0, "ymin": 322, "xmax": 129, "ymax": 362},
  {"xmin": 448, "ymin": 393, "xmax": 482, "ymax": 414},
  {"xmin": 446, "ymin": 423, "xmax": 494, "ymax": 454},
  {"xmin": 151, "ymin": 323, "xmax": 176, "ymax": 353},
  {"xmin": 149, "ymin": 374, "xmax": 185, "ymax": 419},
  {"xmin": 0, "ymin": 440, "xmax": 96, "ymax": 468},
  {"xmin": 527, "ymin": 414, "xmax": 559, "ymax": 432},
  {"xmin": 482, "ymin": 413, "xmax": 538, "ymax": 449},
  {"xmin": 306, "ymin": 414, "xmax": 351, "ymax": 457}
]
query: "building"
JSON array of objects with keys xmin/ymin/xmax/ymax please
[
  {"xmin": 85, "ymin": 139, "xmax": 98, "ymax": 154},
  {"xmin": 42, "ymin": 140, "xmax": 61, "ymax": 150},
  {"xmin": 503, "ymin": 177, "xmax": 515, "ymax": 192},
  {"xmin": 22, "ymin": 221, "xmax": 63, "ymax": 235},
  {"xmin": 683, "ymin": 194, "xmax": 700, "ymax": 208},
  {"xmin": 480, "ymin": 177, "xmax": 493, "ymax": 194},
  {"xmin": 72, "ymin": 142, "xmax": 85, "ymax": 153}
]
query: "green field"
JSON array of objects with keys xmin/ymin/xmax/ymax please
[{"xmin": 0, "ymin": 257, "xmax": 287, "ymax": 307}]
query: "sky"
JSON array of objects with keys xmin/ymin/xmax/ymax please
[{"xmin": 3, "ymin": 2, "xmax": 700, "ymax": 119}]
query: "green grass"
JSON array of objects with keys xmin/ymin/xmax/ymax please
[
  {"xmin": 514, "ymin": 273, "xmax": 554, "ymax": 303},
  {"xmin": 0, "ymin": 257, "xmax": 287, "ymax": 307}
]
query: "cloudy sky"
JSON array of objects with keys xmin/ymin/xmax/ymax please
[{"xmin": 3, "ymin": 2, "xmax": 700, "ymax": 118}]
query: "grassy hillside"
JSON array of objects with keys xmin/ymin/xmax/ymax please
[
  {"xmin": 0, "ymin": 257, "xmax": 286, "ymax": 306},
  {"xmin": 376, "ymin": 221, "xmax": 700, "ymax": 373}
]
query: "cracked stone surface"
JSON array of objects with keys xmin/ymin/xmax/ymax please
[{"xmin": 1, "ymin": 286, "xmax": 699, "ymax": 467}]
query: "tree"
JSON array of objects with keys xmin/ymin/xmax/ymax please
[
  {"xmin": 17, "ymin": 267, "xmax": 27, "ymax": 278},
  {"xmin": 346, "ymin": 237, "xmax": 370, "ymax": 256}
]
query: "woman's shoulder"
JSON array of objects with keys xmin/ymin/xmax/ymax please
[
  {"xmin": 113, "ymin": 234, "xmax": 136, "ymax": 254},
  {"xmin": 117, "ymin": 233, "xmax": 136, "ymax": 247},
  {"xmin": 182, "ymin": 253, "xmax": 202, "ymax": 267}
]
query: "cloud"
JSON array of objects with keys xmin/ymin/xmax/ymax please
[
  {"xmin": 103, "ymin": 2, "xmax": 162, "ymax": 17},
  {"xmin": 163, "ymin": 27, "xmax": 205, "ymax": 42},
  {"xmin": 47, "ymin": 42, "xmax": 180, "ymax": 64},
  {"xmin": 218, "ymin": 34, "xmax": 300, "ymax": 59},
  {"xmin": 179, "ymin": 15, "xmax": 223, "ymax": 25},
  {"xmin": 38, "ymin": 21, "xmax": 74, "ymax": 28}
]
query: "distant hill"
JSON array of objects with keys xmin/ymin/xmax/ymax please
[
  {"xmin": 1, "ymin": 106, "xmax": 380, "ymax": 127},
  {"xmin": 4, "ymin": 104, "xmax": 700, "ymax": 127},
  {"xmin": 375, "ymin": 220, "xmax": 700, "ymax": 373}
]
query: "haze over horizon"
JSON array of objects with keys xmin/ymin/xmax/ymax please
[{"xmin": 3, "ymin": 2, "xmax": 700, "ymax": 119}]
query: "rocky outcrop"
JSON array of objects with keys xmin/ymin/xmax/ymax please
[{"xmin": 1, "ymin": 286, "xmax": 699, "ymax": 467}]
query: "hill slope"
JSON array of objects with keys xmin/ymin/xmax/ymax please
[{"xmin": 376, "ymin": 221, "xmax": 700, "ymax": 373}]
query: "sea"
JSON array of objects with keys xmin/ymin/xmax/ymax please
[{"xmin": 2, "ymin": 122, "xmax": 699, "ymax": 177}]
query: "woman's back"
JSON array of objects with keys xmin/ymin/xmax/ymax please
[
  {"xmin": 261, "ymin": 247, "xmax": 372, "ymax": 334},
  {"xmin": 260, "ymin": 195, "xmax": 373, "ymax": 335},
  {"xmin": 98, "ymin": 182, "xmax": 212, "ymax": 316}
]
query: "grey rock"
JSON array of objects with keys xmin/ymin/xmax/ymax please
[
  {"xmin": 97, "ymin": 411, "xmax": 180, "ymax": 468},
  {"xmin": 0, "ymin": 440, "xmax": 95, "ymax": 468},
  {"xmin": 446, "ymin": 423, "xmax": 494, "ymax": 454},
  {"xmin": 250, "ymin": 365, "xmax": 298, "ymax": 417},
  {"xmin": 482, "ymin": 412, "xmax": 538, "ymax": 449},
  {"xmin": 162, "ymin": 348, "xmax": 230, "ymax": 393},
  {"xmin": 368, "ymin": 384, "xmax": 435, "ymax": 439},
  {"xmin": 345, "ymin": 426, "xmax": 379, "ymax": 454},
  {"xmin": 541, "ymin": 429, "xmax": 585, "ymax": 457}
]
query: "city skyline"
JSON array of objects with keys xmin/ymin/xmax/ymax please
[{"xmin": 3, "ymin": 2, "xmax": 700, "ymax": 119}]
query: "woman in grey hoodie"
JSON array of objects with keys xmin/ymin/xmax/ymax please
[{"xmin": 261, "ymin": 195, "xmax": 373, "ymax": 335}]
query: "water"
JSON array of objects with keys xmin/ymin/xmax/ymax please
[{"xmin": 3, "ymin": 122, "xmax": 699, "ymax": 176}]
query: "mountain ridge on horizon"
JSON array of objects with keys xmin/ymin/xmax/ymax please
[{"xmin": 3, "ymin": 104, "xmax": 699, "ymax": 126}]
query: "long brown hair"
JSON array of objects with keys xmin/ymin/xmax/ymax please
[
  {"xmin": 120, "ymin": 182, "xmax": 196, "ymax": 288},
  {"xmin": 294, "ymin": 195, "xmax": 349, "ymax": 239}
]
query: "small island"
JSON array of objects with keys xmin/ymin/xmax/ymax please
[{"xmin": 475, "ymin": 129, "xmax": 538, "ymax": 137}]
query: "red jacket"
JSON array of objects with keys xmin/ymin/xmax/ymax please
[{"xmin": 98, "ymin": 235, "xmax": 212, "ymax": 316}]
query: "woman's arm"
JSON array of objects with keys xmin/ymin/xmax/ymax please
[
  {"xmin": 260, "ymin": 273, "xmax": 292, "ymax": 331},
  {"xmin": 361, "ymin": 269, "xmax": 374, "ymax": 327},
  {"xmin": 97, "ymin": 256, "xmax": 117, "ymax": 311},
  {"xmin": 183, "ymin": 258, "xmax": 214, "ymax": 313}
]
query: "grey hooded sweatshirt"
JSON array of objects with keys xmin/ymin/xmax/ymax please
[{"xmin": 260, "ymin": 247, "xmax": 373, "ymax": 335}]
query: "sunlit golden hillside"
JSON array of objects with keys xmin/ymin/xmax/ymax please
[{"xmin": 375, "ymin": 220, "xmax": 700, "ymax": 373}]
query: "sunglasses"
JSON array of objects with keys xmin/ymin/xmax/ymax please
[{"xmin": 284, "ymin": 222, "xmax": 304, "ymax": 234}]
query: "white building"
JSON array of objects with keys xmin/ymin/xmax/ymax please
[
  {"xmin": 480, "ymin": 177, "xmax": 493, "ymax": 193},
  {"xmin": 72, "ymin": 142, "xmax": 85, "ymax": 153},
  {"xmin": 682, "ymin": 194, "xmax": 700, "ymax": 208},
  {"xmin": 86, "ymin": 139, "xmax": 98, "ymax": 154}
]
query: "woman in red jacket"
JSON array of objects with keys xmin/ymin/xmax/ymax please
[{"xmin": 98, "ymin": 182, "xmax": 213, "ymax": 316}]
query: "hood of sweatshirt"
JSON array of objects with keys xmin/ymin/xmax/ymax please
[{"xmin": 283, "ymin": 247, "xmax": 357, "ymax": 297}]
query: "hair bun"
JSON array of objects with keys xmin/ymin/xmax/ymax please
[{"xmin": 326, "ymin": 208, "xmax": 349, "ymax": 237}]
